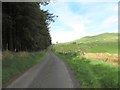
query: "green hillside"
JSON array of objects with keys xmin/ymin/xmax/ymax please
[
  {"xmin": 52, "ymin": 33, "xmax": 119, "ymax": 88},
  {"xmin": 54, "ymin": 33, "xmax": 118, "ymax": 54},
  {"xmin": 75, "ymin": 33, "xmax": 118, "ymax": 43},
  {"xmin": 71, "ymin": 33, "xmax": 118, "ymax": 54}
]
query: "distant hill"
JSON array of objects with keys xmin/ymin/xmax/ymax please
[
  {"xmin": 74, "ymin": 33, "xmax": 118, "ymax": 43},
  {"xmin": 54, "ymin": 33, "xmax": 118, "ymax": 54},
  {"xmin": 61, "ymin": 33, "xmax": 118, "ymax": 54}
]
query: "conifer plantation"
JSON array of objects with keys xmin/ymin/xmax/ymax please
[{"xmin": 2, "ymin": 2, "xmax": 54, "ymax": 52}]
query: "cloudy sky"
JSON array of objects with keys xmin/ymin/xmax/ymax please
[{"xmin": 41, "ymin": 0, "xmax": 118, "ymax": 43}]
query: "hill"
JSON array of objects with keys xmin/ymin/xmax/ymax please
[
  {"xmin": 70, "ymin": 33, "xmax": 118, "ymax": 54},
  {"xmin": 52, "ymin": 33, "xmax": 119, "ymax": 88},
  {"xmin": 54, "ymin": 33, "xmax": 118, "ymax": 54},
  {"xmin": 74, "ymin": 33, "xmax": 118, "ymax": 43}
]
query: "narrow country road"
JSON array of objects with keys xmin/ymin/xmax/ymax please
[{"xmin": 7, "ymin": 51, "xmax": 79, "ymax": 88}]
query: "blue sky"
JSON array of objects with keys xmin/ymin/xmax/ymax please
[{"xmin": 41, "ymin": 0, "xmax": 118, "ymax": 43}]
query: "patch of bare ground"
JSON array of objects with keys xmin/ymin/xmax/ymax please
[{"xmin": 83, "ymin": 53, "xmax": 118, "ymax": 66}]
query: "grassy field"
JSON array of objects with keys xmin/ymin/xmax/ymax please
[
  {"xmin": 75, "ymin": 33, "xmax": 118, "ymax": 43},
  {"xmin": 52, "ymin": 33, "xmax": 119, "ymax": 88},
  {"xmin": 2, "ymin": 50, "xmax": 46, "ymax": 84},
  {"xmin": 54, "ymin": 52, "xmax": 119, "ymax": 88},
  {"xmin": 57, "ymin": 33, "xmax": 118, "ymax": 54},
  {"xmin": 75, "ymin": 33, "xmax": 118, "ymax": 54}
]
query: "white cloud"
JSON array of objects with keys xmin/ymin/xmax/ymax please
[
  {"xmin": 48, "ymin": 2, "xmax": 88, "ymax": 43},
  {"xmin": 100, "ymin": 16, "xmax": 117, "ymax": 28},
  {"xmin": 113, "ymin": 5, "xmax": 118, "ymax": 11},
  {"xmin": 51, "ymin": 30, "xmax": 85, "ymax": 43},
  {"xmin": 41, "ymin": 2, "xmax": 118, "ymax": 43}
]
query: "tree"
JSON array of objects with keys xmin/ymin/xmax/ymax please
[{"xmin": 2, "ymin": 2, "xmax": 55, "ymax": 51}]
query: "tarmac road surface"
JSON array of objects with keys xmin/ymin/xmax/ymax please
[{"xmin": 7, "ymin": 51, "xmax": 79, "ymax": 88}]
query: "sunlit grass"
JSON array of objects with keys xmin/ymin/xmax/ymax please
[
  {"xmin": 55, "ymin": 52, "xmax": 119, "ymax": 88},
  {"xmin": 52, "ymin": 41, "xmax": 119, "ymax": 88}
]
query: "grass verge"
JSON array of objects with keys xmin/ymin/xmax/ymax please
[
  {"xmin": 54, "ymin": 52, "xmax": 119, "ymax": 88},
  {"xmin": 2, "ymin": 50, "xmax": 46, "ymax": 84}
]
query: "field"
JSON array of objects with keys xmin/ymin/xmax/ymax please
[
  {"xmin": 52, "ymin": 33, "xmax": 119, "ymax": 88},
  {"xmin": 84, "ymin": 53, "xmax": 118, "ymax": 65},
  {"xmin": 2, "ymin": 50, "xmax": 46, "ymax": 84},
  {"xmin": 53, "ymin": 33, "xmax": 118, "ymax": 65},
  {"xmin": 71, "ymin": 33, "xmax": 118, "ymax": 54}
]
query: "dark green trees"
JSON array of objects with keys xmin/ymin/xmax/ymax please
[{"xmin": 2, "ymin": 2, "xmax": 54, "ymax": 51}]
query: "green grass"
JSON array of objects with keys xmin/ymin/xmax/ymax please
[
  {"xmin": 54, "ymin": 52, "xmax": 119, "ymax": 88},
  {"xmin": 2, "ymin": 50, "xmax": 46, "ymax": 84},
  {"xmin": 76, "ymin": 42, "xmax": 118, "ymax": 54},
  {"xmin": 75, "ymin": 33, "xmax": 118, "ymax": 54},
  {"xmin": 52, "ymin": 33, "xmax": 119, "ymax": 88},
  {"xmin": 53, "ymin": 33, "xmax": 118, "ymax": 54},
  {"xmin": 75, "ymin": 33, "xmax": 118, "ymax": 43},
  {"xmin": 52, "ymin": 42, "xmax": 118, "ymax": 54}
]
